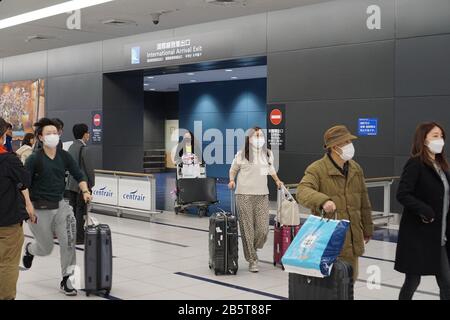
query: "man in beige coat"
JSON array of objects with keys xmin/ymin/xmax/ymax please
[{"xmin": 296, "ymin": 125, "xmax": 373, "ymax": 280}]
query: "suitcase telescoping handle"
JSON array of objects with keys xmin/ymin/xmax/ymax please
[{"xmin": 230, "ymin": 189, "xmax": 237, "ymax": 218}]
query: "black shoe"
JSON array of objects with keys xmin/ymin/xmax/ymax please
[
  {"xmin": 22, "ymin": 243, "xmax": 34, "ymax": 269},
  {"xmin": 60, "ymin": 276, "xmax": 78, "ymax": 296}
]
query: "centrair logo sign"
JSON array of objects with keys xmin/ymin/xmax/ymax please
[
  {"xmin": 123, "ymin": 190, "xmax": 146, "ymax": 201},
  {"xmin": 93, "ymin": 186, "xmax": 113, "ymax": 197}
]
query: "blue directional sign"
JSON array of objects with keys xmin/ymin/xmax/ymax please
[{"xmin": 358, "ymin": 118, "xmax": 378, "ymax": 136}]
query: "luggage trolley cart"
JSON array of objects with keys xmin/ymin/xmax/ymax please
[{"xmin": 174, "ymin": 154, "xmax": 218, "ymax": 217}]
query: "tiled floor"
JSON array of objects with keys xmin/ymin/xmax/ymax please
[{"xmin": 16, "ymin": 208, "xmax": 442, "ymax": 300}]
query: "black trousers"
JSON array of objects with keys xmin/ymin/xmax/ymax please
[
  {"xmin": 399, "ymin": 246, "xmax": 450, "ymax": 300},
  {"xmin": 67, "ymin": 191, "xmax": 87, "ymax": 244}
]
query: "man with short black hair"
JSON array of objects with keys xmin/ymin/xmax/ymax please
[
  {"xmin": 23, "ymin": 118, "xmax": 92, "ymax": 296},
  {"xmin": 66, "ymin": 123, "xmax": 95, "ymax": 244}
]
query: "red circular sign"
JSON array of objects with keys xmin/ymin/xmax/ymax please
[
  {"xmin": 93, "ymin": 114, "xmax": 101, "ymax": 127},
  {"xmin": 270, "ymin": 109, "xmax": 282, "ymax": 126}
]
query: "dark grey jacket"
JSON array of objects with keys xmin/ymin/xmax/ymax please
[{"xmin": 66, "ymin": 140, "xmax": 95, "ymax": 191}]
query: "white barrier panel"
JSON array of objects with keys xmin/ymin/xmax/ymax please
[
  {"xmin": 118, "ymin": 176, "xmax": 152, "ymax": 211},
  {"xmin": 91, "ymin": 174, "xmax": 118, "ymax": 206}
]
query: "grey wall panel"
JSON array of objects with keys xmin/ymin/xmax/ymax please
[
  {"xmin": 277, "ymin": 152, "xmax": 324, "ymax": 185},
  {"xmin": 0, "ymin": 59, "xmax": 3, "ymax": 82},
  {"xmin": 102, "ymin": 30, "xmax": 174, "ymax": 72},
  {"xmin": 353, "ymin": 156, "xmax": 394, "ymax": 178},
  {"xmin": 47, "ymin": 42, "xmax": 102, "ymax": 77},
  {"xmin": 394, "ymin": 96, "xmax": 450, "ymax": 156},
  {"xmin": 174, "ymin": 14, "xmax": 267, "ymax": 59},
  {"xmin": 396, "ymin": 34, "xmax": 450, "ymax": 97},
  {"xmin": 103, "ymin": 72, "xmax": 144, "ymax": 172},
  {"xmin": 268, "ymin": 40, "xmax": 394, "ymax": 102},
  {"xmin": 397, "ymin": 0, "xmax": 450, "ymax": 38},
  {"xmin": 47, "ymin": 73, "xmax": 102, "ymax": 111},
  {"xmin": 102, "ymin": 146, "xmax": 143, "ymax": 172},
  {"xmin": 284, "ymin": 99, "xmax": 394, "ymax": 156},
  {"xmin": 268, "ymin": 0, "xmax": 395, "ymax": 52},
  {"xmin": 3, "ymin": 51, "xmax": 47, "ymax": 82}
]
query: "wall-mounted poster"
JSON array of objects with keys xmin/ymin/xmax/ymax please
[{"xmin": 0, "ymin": 79, "xmax": 45, "ymax": 141}]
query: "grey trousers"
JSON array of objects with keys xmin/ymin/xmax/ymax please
[
  {"xmin": 28, "ymin": 200, "xmax": 77, "ymax": 277},
  {"xmin": 236, "ymin": 194, "xmax": 270, "ymax": 263}
]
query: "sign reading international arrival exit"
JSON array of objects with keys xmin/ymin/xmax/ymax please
[
  {"xmin": 124, "ymin": 31, "xmax": 232, "ymax": 68},
  {"xmin": 267, "ymin": 104, "xmax": 286, "ymax": 150},
  {"xmin": 358, "ymin": 118, "xmax": 378, "ymax": 136}
]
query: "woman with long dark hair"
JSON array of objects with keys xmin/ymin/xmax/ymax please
[
  {"xmin": 174, "ymin": 131, "xmax": 201, "ymax": 165},
  {"xmin": 395, "ymin": 122, "xmax": 450, "ymax": 300},
  {"xmin": 229, "ymin": 127, "xmax": 283, "ymax": 272}
]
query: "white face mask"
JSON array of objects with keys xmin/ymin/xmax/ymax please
[
  {"xmin": 427, "ymin": 138, "xmax": 445, "ymax": 154},
  {"xmin": 337, "ymin": 143, "xmax": 355, "ymax": 161},
  {"xmin": 250, "ymin": 137, "xmax": 265, "ymax": 149},
  {"xmin": 43, "ymin": 134, "xmax": 60, "ymax": 149}
]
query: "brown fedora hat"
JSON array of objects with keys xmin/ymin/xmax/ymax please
[{"xmin": 323, "ymin": 125, "xmax": 357, "ymax": 149}]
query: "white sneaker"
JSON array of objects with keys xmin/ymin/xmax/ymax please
[{"xmin": 249, "ymin": 261, "xmax": 259, "ymax": 273}]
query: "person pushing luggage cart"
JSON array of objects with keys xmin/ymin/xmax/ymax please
[{"xmin": 174, "ymin": 131, "xmax": 217, "ymax": 217}]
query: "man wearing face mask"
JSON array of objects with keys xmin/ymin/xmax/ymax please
[
  {"xmin": 22, "ymin": 118, "xmax": 92, "ymax": 296},
  {"xmin": 296, "ymin": 125, "xmax": 373, "ymax": 281}
]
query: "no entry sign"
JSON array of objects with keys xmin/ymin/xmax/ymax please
[
  {"xmin": 91, "ymin": 111, "xmax": 102, "ymax": 144},
  {"xmin": 267, "ymin": 104, "xmax": 285, "ymax": 150},
  {"xmin": 93, "ymin": 113, "xmax": 101, "ymax": 127},
  {"xmin": 270, "ymin": 109, "xmax": 283, "ymax": 126}
]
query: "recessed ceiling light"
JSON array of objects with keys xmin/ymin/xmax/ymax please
[
  {"xmin": 231, "ymin": 76, "xmax": 238, "ymax": 80},
  {"xmin": 190, "ymin": 80, "xmax": 197, "ymax": 82},
  {"xmin": 144, "ymin": 83, "xmax": 149, "ymax": 86},
  {"xmin": 146, "ymin": 76, "xmax": 154, "ymax": 79},
  {"xmin": 225, "ymin": 69, "xmax": 233, "ymax": 72},
  {"xmin": 0, "ymin": 0, "xmax": 116, "ymax": 30},
  {"xmin": 187, "ymin": 73, "xmax": 195, "ymax": 76},
  {"xmin": 150, "ymin": 88, "xmax": 156, "ymax": 91}
]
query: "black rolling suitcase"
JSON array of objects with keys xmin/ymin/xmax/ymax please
[
  {"xmin": 289, "ymin": 260, "xmax": 354, "ymax": 300},
  {"xmin": 208, "ymin": 212, "xmax": 239, "ymax": 275},
  {"xmin": 84, "ymin": 218, "xmax": 113, "ymax": 296}
]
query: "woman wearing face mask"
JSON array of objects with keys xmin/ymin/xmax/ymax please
[
  {"xmin": 229, "ymin": 127, "xmax": 283, "ymax": 272},
  {"xmin": 296, "ymin": 125, "xmax": 373, "ymax": 282},
  {"xmin": 174, "ymin": 131, "xmax": 201, "ymax": 165},
  {"xmin": 395, "ymin": 122, "xmax": 450, "ymax": 300}
]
